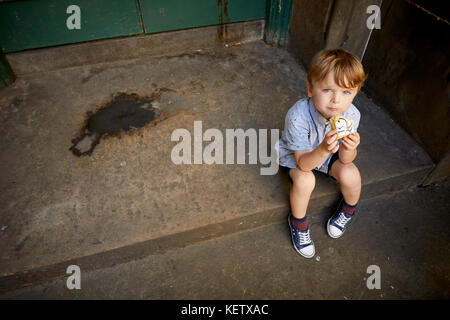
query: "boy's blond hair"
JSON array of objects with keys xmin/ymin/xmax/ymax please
[{"xmin": 307, "ymin": 49, "xmax": 367, "ymax": 90}]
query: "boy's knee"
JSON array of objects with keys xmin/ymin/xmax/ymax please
[
  {"xmin": 334, "ymin": 160, "xmax": 361, "ymax": 185},
  {"xmin": 290, "ymin": 168, "xmax": 315, "ymax": 192}
]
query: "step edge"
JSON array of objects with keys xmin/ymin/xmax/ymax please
[{"xmin": 0, "ymin": 165, "xmax": 433, "ymax": 294}]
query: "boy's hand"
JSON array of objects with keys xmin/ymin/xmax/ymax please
[
  {"xmin": 319, "ymin": 129, "xmax": 339, "ymax": 154},
  {"xmin": 341, "ymin": 132, "xmax": 360, "ymax": 151}
]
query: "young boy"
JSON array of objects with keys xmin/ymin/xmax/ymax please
[{"xmin": 277, "ymin": 49, "xmax": 366, "ymax": 258}]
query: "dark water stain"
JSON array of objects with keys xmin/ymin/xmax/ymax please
[
  {"xmin": 217, "ymin": 0, "xmax": 229, "ymax": 43},
  {"xmin": 70, "ymin": 92, "xmax": 168, "ymax": 157},
  {"xmin": 87, "ymin": 93, "xmax": 155, "ymax": 135}
]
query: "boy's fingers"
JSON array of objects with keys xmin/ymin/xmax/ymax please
[
  {"xmin": 344, "ymin": 134, "xmax": 359, "ymax": 145},
  {"xmin": 331, "ymin": 145, "xmax": 339, "ymax": 153},
  {"xmin": 343, "ymin": 139, "xmax": 357, "ymax": 149},
  {"xmin": 327, "ymin": 133, "xmax": 338, "ymax": 144},
  {"xmin": 328, "ymin": 140, "xmax": 337, "ymax": 148},
  {"xmin": 328, "ymin": 141, "xmax": 338, "ymax": 151},
  {"xmin": 347, "ymin": 134, "xmax": 359, "ymax": 142},
  {"xmin": 341, "ymin": 140, "xmax": 349, "ymax": 148},
  {"xmin": 327, "ymin": 129, "xmax": 338, "ymax": 137},
  {"xmin": 342, "ymin": 141, "xmax": 352, "ymax": 149},
  {"xmin": 344, "ymin": 137, "xmax": 354, "ymax": 145},
  {"xmin": 344, "ymin": 134, "xmax": 352, "ymax": 140}
]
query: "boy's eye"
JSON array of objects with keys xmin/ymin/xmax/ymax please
[
  {"xmin": 343, "ymin": 90, "xmax": 352, "ymax": 95},
  {"xmin": 323, "ymin": 89, "xmax": 331, "ymax": 92}
]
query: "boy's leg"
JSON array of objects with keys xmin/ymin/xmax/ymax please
[
  {"xmin": 289, "ymin": 167, "xmax": 316, "ymax": 219},
  {"xmin": 328, "ymin": 159, "xmax": 361, "ymax": 205},
  {"xmin": 287, "ymin": 167, "xmax": 316, "ymax": 258},
  {"xmin": 327, "ymin": 159, "xmax": 361, "ymax": 238}
]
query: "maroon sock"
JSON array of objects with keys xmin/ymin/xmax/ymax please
[
  {"xmin": 342, "ymin": 201, "xmax": 357, "ymax": 215},
  {"xmin": 291, "ymin": 215, "xmax": 308, "ymax": 231}
]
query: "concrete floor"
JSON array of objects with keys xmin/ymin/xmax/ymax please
[
  {"xmin": 0, "ymin": 37, "xmax": 439, "ymax": 297},
  {"xmin": 0, "ymin": 40, "xmax": 302, "ymax": 278},
  {"xmin": 1, "ymin": 178, "xmax": 449, "ymax": 299}
]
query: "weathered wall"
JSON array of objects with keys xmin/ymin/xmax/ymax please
[
  {"xmin": 287, "ymin": 0, "xmax": 382, "ymax": 66},
  {"xmin": 287, "ymin": 0, "xmax": 330, "ymax": 67},
  {"xmin": 287, "ymin": 0, "xmax": 449, "ymax": 182},
  {"xmin": 323, "ymin": 0, "xmax": 382, "ymax": 59},
  {"xmin": 363, "ymin": 0, "xmax": 449, "ymax": 164}
]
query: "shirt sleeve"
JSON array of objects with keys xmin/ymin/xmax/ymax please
[
  {"xmin": 345, "ymin": 104, "xmax": 361, "ymax": 132},
  {"xmin": 353, "ymin": 108, "xmax": 361, "ymax": 132},
  {"xmin": 283, "ymin": 110, "xmax": 311, "ymax": 151}
]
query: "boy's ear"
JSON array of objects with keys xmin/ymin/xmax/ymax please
[{"xmin": 307, "ymin": 81, "xmax": 313, "ymax": 98}]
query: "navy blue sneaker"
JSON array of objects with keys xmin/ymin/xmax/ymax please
[
  {"xmin": 327, "ymin": 206, "xmax": 355, "ymax": 239},
  {"xmin": 288, "ymin": 214, "xmax": 315, "ymax": 258}
]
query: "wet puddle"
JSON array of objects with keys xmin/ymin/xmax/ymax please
[{"xmin": 70, "ymin": 92, "xmax": 161, "ymax": 156}]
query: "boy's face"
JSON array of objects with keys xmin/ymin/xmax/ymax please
[{"xmin": 307, "ymin": 71, "xmax": 359, "ymax": 119}]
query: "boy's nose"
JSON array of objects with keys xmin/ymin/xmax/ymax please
[{"xmin": 331, "ymin": 93, "xmax": 340, "ymax": 103}]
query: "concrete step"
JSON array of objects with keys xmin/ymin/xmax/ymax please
[
  {"xmin": 1, "ymin": 180, "xmax": 449, "ymax": 299},
  {"xmin": 0, "ymin": 39, "xmax": 434, "ymax": 294}
]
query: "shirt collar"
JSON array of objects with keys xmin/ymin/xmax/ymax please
[{"xmin": 308, "ymin": 97, "xmax": 330, "ymax": 127}]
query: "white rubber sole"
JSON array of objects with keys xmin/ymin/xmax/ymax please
[
  {"xmin": 288, "ymin": 216, "xmax": 315, "ymax": 258},
  {"xmin": 327, "ymin": 218, "xmax": 343, "ymax": 239}
]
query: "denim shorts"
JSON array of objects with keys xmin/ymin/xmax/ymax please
[{"xmin": 282, "ymin": 151, "xmax": 339, "ymax": 184}]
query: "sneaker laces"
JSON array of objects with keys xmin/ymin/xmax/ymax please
[
  {"xmin": 298, "ymin": 229, "xmax": 312, "ymax": 245},
  {"xmin": 334, "ymin": 212, "xmax": 351, "ymax": 228}
]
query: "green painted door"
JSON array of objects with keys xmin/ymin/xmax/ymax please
[
  {"xmin": 0, "ymin": 0, "xmax": 143, "ymax": 53},
  {"xmin": 0, "ymin": 0, "xmax": 266, "ymax": 53},
  {"xmin": 139, "ymin": 0, "xmax": 266, "ymax": 34}
]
